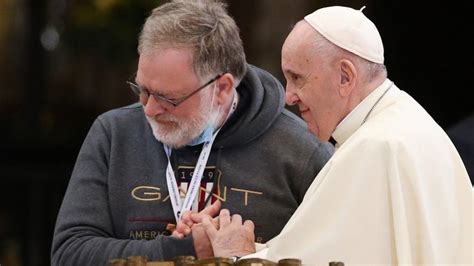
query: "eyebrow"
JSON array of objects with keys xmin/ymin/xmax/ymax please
[
  {"xmin": 286, "ymin": 69, "xmax": 298, "ymax": 76},
  {"xmin": 135, "ymin": 81, "xmax": 182, "ymax": 99},
  {"xmin": 285, "ymin": 69, "xmax": 304, "ymax": 79}
]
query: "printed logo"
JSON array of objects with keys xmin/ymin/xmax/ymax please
[
  {"xmin": 130, "ymin": 166, "xmax": 263, "ymax": 207},
  {"xmin": 176, "ymin": 166, "xmax": 221, "ymax": 211}
]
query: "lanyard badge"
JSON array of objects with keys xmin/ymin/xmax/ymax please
[{"xmin": 164, "ymin": 93, "xmax": 238, "ymax": 222}]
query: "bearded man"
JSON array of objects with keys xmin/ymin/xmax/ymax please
[{"xmin": 50, "ymin": 1, "xmax": 333, "ymax": 265}]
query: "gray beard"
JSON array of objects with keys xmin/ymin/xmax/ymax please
[{"xmin": 145, "ymin": 102, "xmax": 219, "ymax": 149}]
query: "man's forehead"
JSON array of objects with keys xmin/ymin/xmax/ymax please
[
  {"xmin": 284, "ymin": 22, "xmax": 315, "ymax": 52},
  {"xmin": 138, "ymin": 49, "xmax": 195, "ymax": 78},
  {"xmin": 139, "ymin": 48, "xmax": 193, "ymax": 66},
  {"xmin": 136, "ymin": 48, "xmax": 201, "ymax": 94}
]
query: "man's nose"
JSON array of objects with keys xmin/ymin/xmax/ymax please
[
  {"xmin": 143, "ymin": 97, "xmax": 168, "ymax": 117},
  {"xmin": 285, "ymin": 89, "xmax": 299, "ymax": 106}
]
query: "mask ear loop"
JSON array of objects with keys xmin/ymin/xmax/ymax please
[{"xmin": 208, "ymin": 81, "xmax": 221, "ymax": 129}]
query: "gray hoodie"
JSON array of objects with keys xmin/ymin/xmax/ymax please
[{"xmin": 51, "ymin": 64, "xmax": 333, "ymax": 265}]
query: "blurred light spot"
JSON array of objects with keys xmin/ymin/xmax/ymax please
[
  {"xmin": 95, "ymin": 0, "xmax": 119, "ymax": 11},
  {"xmin": 40, "ymin": 26, "xmax": 60, "ymax": 51}
]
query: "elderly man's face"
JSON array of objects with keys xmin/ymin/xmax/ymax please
[
  {"xmin": 136, "ymin": 48, "xmax": 218, "ymax": 148},
  {"xmin": 281, "ymin": 22, "xmax": 341, "ymax": 142}
]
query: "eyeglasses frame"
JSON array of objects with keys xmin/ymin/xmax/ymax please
[{"xmin": 127, "ymin": 73, "xmax": 224, "ymax": 107}]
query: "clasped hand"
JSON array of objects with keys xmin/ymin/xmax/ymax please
[{"xmin": 172, "ymin": 200, "xmax": 256, "ymax": 258}]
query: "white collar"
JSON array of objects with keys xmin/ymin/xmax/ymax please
[{"xmin": 332, "ymin": 79, "xmax": 393, "ymax": 147}]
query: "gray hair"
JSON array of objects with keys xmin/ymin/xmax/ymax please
[
  {"xmin": 138, "ymin": 0, "xmax": 247, "ymax": 84},
  {"xmin": 311, "ymin": 30, "xmax": 387, "ymax": 82}
]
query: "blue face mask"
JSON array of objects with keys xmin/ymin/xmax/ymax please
[{"xmin": 187, "ymin": 124, "xmax": 214, "ymax": 146}]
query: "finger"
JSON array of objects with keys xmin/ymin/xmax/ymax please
[
  {"xmin": 175, "ymin": 222, "xmax": 189, "ymax": 235},
  {"xmin": 190, "ymin": 213, "xmax": 211, "ymax": 223},
  {"xmin": 211, "ymin": 216, "xmax": 219, "ymax": 229},
  {"xmin": 181, "ymin": 211, "xmax": 194, "ymax": 227},
  {"xmin": 219, "ymin": 209, "xmax": 231, "ymax": 228},
  {"xmin": 172, "ymin": 231, "xmax": 184, "ymax": 238},
  {"xmin": 231, "ymin": 214, "xmax": 242, "ymax": 225},
  {"xmin": 243, "ymin": 219, "xmax": 255, "ymax": 232},
  {"xmin": 200, "ymin": 200, "xmax": 222, "ymax": 218},
  {"xmin": 202, "ymin": 216, "xmax": 217, "ymax": 241}
]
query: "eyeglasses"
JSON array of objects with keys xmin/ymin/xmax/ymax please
[{"xmin": 127, "ymin": 73, "xmax": 223, "ymax": 108}]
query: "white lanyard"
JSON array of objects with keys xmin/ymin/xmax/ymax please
[{"xmin": 164, "ymin": 93, "xmax": 238, "ymax": 222}]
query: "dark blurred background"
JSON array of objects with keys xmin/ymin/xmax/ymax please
[{"xmin": 0, "ymin": 0, "xmax": 473, "ymax": 265}]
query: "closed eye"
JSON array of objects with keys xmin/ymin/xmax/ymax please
[
  {"xmin": 285, "ymin": 70, "xmax": 303, "ymax": 84},
  {"xmin": 136, "ymin": 83, "xmax": 181, "ymax": 100},
  {"xmin": 292, "ymin": 73, "xmax": 300, "ymax": 81}
]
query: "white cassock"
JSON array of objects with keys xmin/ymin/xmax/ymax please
[{"xmin": 246, "ymin": 79, "xmax": 472, "ymax": 265}]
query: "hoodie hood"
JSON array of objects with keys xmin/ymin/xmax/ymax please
[{"xmin": 214, "ymin": 64, "xmax": 285, "ymax": 148}]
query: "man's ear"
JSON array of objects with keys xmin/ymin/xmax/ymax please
[
  {"xmin": 216, "ymin": 73, "xmax": 235, "ymax": 105},
  {"xmin": 339, "ymin": 59, "xmax": 357, "ymax": 97}
]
